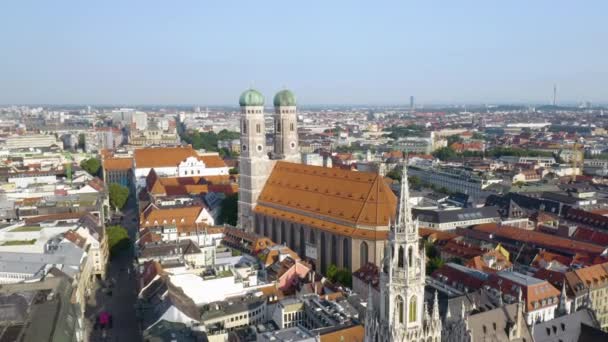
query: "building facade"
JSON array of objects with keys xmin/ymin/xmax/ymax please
[{"xmin": 365, "ymin": 167, "xmax": 442, "ymax": 342}]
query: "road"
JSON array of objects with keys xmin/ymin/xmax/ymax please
[{"xmin": 86, "ymin": 196, "xmax": 140, "ymax": 342}]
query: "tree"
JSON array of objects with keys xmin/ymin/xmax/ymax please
[
  {"xmin": 80, "ymin": 158, "xmax": 101, "ymax": 176},
  {"xmin": 219, "ymin": 194, "xmax": 238, "ymax": 226},
  {"xmin": 427, "ymin": 257, "xmax": 445, "ymax": 275},
  {"xmin": 78, "ymin": 133, "xmax": 86, "ymax": 150},
  {"xmin": 432, "ymin": 147, "xmax": 457, "ymax": 161},
  {"xmin": 326, "ymin": 264, "xmax": 352, "ymax": 287},
  {"xmin": 408, "ymin": 175, "xmax": 422, "ymax": 188},
  {"xmin": 109, "ymin": 183, "xmax": 129, "ymax": 211},
  {"xmin": 229, "ymin": 167, "xmax": 238, "ymax": 175},
  {"xmin": 447, "ymin": 134, "xmax": 464, "ymax": 146},
  {"xmin": 106, "ymin": 225, "xmax": 131, "ymax": 257},
  {"xmin": 472, "ymin": 132, "xmax": 485, "ymax": 140},
  {"xmin": 386, "ymin": 166, "xmax": 403, "ymax": 181}
]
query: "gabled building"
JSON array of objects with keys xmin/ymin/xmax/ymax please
[{"xmin": 133, "ymin": 146, "xmax": 229, "ymax": 189}]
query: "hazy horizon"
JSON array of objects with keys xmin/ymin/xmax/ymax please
[{"xmin": 1, "ymin": 1, "xmax": 607, "ymax": 105}]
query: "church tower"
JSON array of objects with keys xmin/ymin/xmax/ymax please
[
  {"xmin": 238, "ymin": 89, "xmax": 270, "ymax": 232},
  {"xmin": 272, "ymin": 89, "xmax": 301, "ymax": 163},
  {"xmin": 366, "ymin": 165, "xmax": 441, "ymax": 342}
]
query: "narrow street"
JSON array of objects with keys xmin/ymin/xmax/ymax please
[{"xmin": 86, "ymin": 196, "xmax": 141, "ymax": 341}]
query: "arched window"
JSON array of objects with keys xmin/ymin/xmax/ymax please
[
  {"xmin": 396, "ymin": 296, "xmax": 405, "ymax": 323},
  {"xmin": 408, "ymin": 246, "xmax": 413, "ymax": 268},
  {"xmin": 331, "ymin": 235, "xmax": 338, "ymax": 266},
  {"xmin": 299, "ymin": 227, "xmax": 305, "ymax": 257},
  {"xmin": 272, "ymin": 219, "xmax": 278, "ymax": 243},
  {"xmin": 398, "ymin": 246, "xmax": 405, "ymax": 268},
  {"xmin": 320, "ymin": 232, "xmax": 327, "ymax": 273},
  {"xmin": 280, "ymin": 222, "xmax": 286, "ymax": 245},
  {"xmin": 277, "ymin": 122, "xmax": 281, "ymax": 133},
  {"xmin": 256, "ymin": 124, "xmax": 261, "ymax": 133},
  {"xmin": 342, "ymin": 238, "xmax": 350, "ymax": 270},
  {"xmin": 309, "ymin": 230, "xmax": 316, "ymax": 244},
  {"xmin": 290, "ymin": 224, "xmax": 296, "ymax": 250},
  {"xmin": 243, "ymin": 121, "xmax": 247, "ymax": 133},
  {"xmin": 409, "ymin": 296, "xmax": 417, "ymax": 322},
  {"xmin": 360, "ymin": 241, "xmax": 369, "ymax": 268},
  {"xmin": 290, "ymin": 123, "xmax": 294, "ymax": 131}
]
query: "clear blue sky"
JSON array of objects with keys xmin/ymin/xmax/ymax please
[{"xmin": 1, "ymin": 1, "xmax": 606, "ymax": 106}]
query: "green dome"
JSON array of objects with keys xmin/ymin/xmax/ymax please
[
  {"xmin": 273, "ymin": 89, "xmax": 297, "ymax": 107},
  {"xmin": 239, "ymin": 89, "xmax": 265, "ymax": 107}
]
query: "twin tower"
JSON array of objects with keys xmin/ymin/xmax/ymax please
[{"xmin": 237, "ymin": 88, "xmax": 301, "ymax": 231}]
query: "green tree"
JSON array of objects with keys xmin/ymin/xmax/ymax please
[
  {"xmin": 80, "ymin": 158, "xmax": 101, "ymax": 176},
  {"xmin": 427, "ymin": 257, "xmax": 445, "ymax": 275},
  {"xmin": 447, "ymin": 134, "xmax": 464, "ymax": 146},
  {"xmin": 326, "ymin": 264, "xmax": 352, "ymax": 287},
  {"xmin": 472, "ymin": 132, "xmax": 485, "ymax": 140},
  {"xmin": 408, "ymin": 175, "xmax": 422, "ymax": 188},
  {"xmin": 219, "ymin": 194, "xmax": 238, "ymax": 226},
  {"xmin": 109, "ymin": 183, "xmax": 129, "ymax": 211},
  {"xmin": 106, "ymin": 225, "xmax": 131, "ymax": 257},
  {"xmin": 78, "ymin": 133, "xmax": 86, "ymax": 150},
  {"xmin": 432, "ymin": 147, "xmax": 457, "ymax": 161},
  {"xmin": 229, "ymin": 167, "xmax": 238, "ymax": 175},
  {"xmin": 386, "ymin": 166, "xmax": 402, "ymax": 181}
]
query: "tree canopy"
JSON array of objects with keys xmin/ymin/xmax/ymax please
[
  {"xmin": 327, "ymin": 264, "xmax": 352, "ymax": 287},
  {"xmin": 447, "ymin": 134, "xmax": 464, "ymax": 146},
  {"xmin": 80, "ymin": 158, "xmax": 101, "ymax": 176},
  {"xmin": 432, "ymin": 147, "xmax": 457, "ymax": 161},
  {"xmin": 181, "ymin": 129, "xmax": 240, "ymax": 152},
  {"xmin": 109, "ymin": 183, "xmax": 129, "ymax": 211},
  {"xmin": 106, "ymin": 225, "xmax": 130, "ymax": 257},
  {"xmin": 219, "ymin": 194, "xmax": 238, "ymax": 226}
]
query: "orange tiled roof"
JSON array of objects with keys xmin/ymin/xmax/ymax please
[
  {"xmin": 199, "ymin": 154, "xmax": 227, "ymax": 168},
  {"xmin": 139, "ymin": 204, "xmax": 205, "ymax": 230},
  {"xmin": 102, "ymin": 157, "xmax": 133, "ymax": 171},
  {"xmin": 473, "ymin": 223, "xmax": 606, "ymax": 255},
  {"xmin": 257, "ymin": 161, "xmax": 397, "ymax": 228},
  {"xmin": 572, "ymin": 263, "xmax": 608, "ymax": 290},
  {"xmin": 134, "ymin": 146, "xmax": 197, "ymax": 168}
]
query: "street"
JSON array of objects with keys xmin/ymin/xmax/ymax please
[{"xmin": 86, "ymin": 196, "xmax": 140, "ymax": 342}]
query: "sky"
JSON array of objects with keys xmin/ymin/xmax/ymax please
[{"xmin": 1, "ymin": 1, "xmax": 607, "ymax": 106}]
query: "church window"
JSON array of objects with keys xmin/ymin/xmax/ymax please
[
  {"xmin": 398, "ymin": 246, "xmax": 404, "ymax": 268},
  {"xmin": 343, "ymin": 238, "xmax": 350, "ymax": 270},
  {"xmin": 360, "ymin": 241, "xmax": 369, "ymax": 268},
  {"xmin": 396, "ymin": 296, "xmax": 405, "ymax": 323},
  {"xmin": 256, "ymin": 124, "xmax": 261, "ymax": 133},
  {"xmin": 309, "ymin": 230, "xmax": 316, "ymax": 244},
  {"xmin": 408, "ymin": 246, "xmax": 413, "ymax": 268},
  {"xmin": 409, "ymin": 296, "xmax": 417, "ymax": 322},
  {"xmin": 277, "ymin": 122, "xmax": 281, "ymax": 133},
  {"xmin": 243, "ymin": 122, "xmax": 247, "ymax": 133},
  {"xmin": 290, "ymin": 123, "xmax": 294, "ymax": 131}
]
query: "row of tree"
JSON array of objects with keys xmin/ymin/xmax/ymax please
[{"xmin": 180, "ymin": 129, "xmax": 240, "ymax": 155}]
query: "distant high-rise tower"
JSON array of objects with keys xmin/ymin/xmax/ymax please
[
  {"xmin": 553, "ymin": 84, "xmax": 557, "ymax": 106},
  {"xmin": 410, "ymin": 96, "xmax": 415, "ymax": 112}
]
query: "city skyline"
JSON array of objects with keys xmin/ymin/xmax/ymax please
[{"xmin": 1, "ymin": 1, "xmax": 607, "ymax": 105}]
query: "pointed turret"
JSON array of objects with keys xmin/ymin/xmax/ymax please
[
  {"xmin": 397, "ymin": 164, "xmax": 413, "ymax": 231},
  {"xmin": 558, "ymin": 281, "xmax": 569, "ymax": 316},
  {"xmin": 432, "ymin": 290, "xmax": 440, "ymax": 321}
]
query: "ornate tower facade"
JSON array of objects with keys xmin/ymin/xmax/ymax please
[
  {"xmin": 366, "ymin": 165, "xmax": 441, "ymax": 342},
  {"xmin": 238, "ymin": 89, "xmax": 271, "ymax": 232},
  {"xmin": 273, "ymin": 89, "xmax": 300, "ymax": 163}
]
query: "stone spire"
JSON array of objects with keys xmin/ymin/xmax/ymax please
[
  {"xmin": 397, "ymin": 164, "xmax": 413, "ymax": 230},
  {"xmin": 558, "ymin": 281, "xmax": 569, "ymax": 316},
  {"xmin": 432, "ymin": 290, "xmax": 440, "ymax": 321}
]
